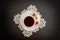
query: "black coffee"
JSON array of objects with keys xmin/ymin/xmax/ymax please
[{"xmin": 24, "ymin": 16, "xmax": 34, "ymax": 27}]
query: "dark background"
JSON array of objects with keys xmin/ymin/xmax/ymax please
[{"xmin": 1, "ymin": 0, "xmax": 60, "ymax": 40}]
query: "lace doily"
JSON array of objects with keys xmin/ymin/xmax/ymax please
[{"xmin": 13, "ymin": 5, "xmax": 46, "ymax": 37}]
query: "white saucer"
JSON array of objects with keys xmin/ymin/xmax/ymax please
[{"xmin": 20, "ymin": 10, "xmax": 41, "ymax": 31}]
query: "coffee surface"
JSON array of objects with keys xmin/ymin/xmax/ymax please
[{"xmin": 24, "ymin": 16, "xmax": 34, "ymax": 27}]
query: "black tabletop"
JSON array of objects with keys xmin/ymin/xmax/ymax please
[{"xmin": 1, "ymin": 0, "xmax": 60, "ymax": 40}]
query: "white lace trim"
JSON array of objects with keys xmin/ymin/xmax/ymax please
[{"xmin": 13, "ymin": 5, "xmax": 46, "ymax": 37}]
